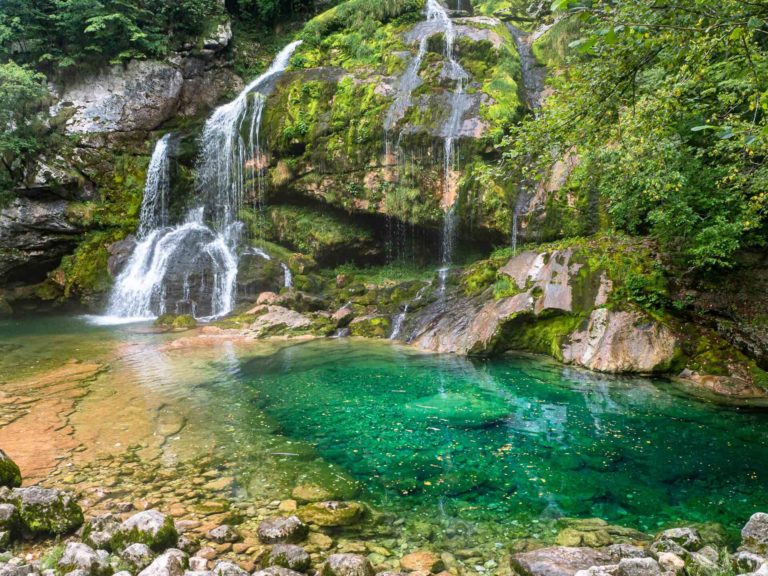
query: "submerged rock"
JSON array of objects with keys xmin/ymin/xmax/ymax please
[
  {"xmin": 400, "ymin": 551, "xmax": 444, "ymax": 573},
  {"xmin": 267, "ymin": 544, "xmax": 311, "ymax": 572},
  {"xmin": 321, "ymin": 554, "xmax": 374, "ymax": 576},
  {"xmin": 298, "ymin": 501, "xmax": 365, "ymax": 527},
  {"xmin": 256, "ymin": 516, "xmax": 308, "ymax": 544},
  {"xmin": 404, "ymin": 392, "xmax": 508, "ymax": 429}
]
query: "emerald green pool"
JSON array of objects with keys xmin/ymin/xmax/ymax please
[{"xmin": 2, "ymin": 315, "xmax": 768, "ymax": 544}]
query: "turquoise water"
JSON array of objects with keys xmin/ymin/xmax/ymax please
[{"xmin": 3, "ymin": 316, "xmax": 768, "ymax": 542}]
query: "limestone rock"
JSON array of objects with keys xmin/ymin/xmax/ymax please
[
  {"xmin": 138, "ymin": 549, "xmax": 188, "ymax": 576},
  {"xmin": 58, "ymin": 542, "xmax": 110, "ymax": 576},
  {"xmin": 267, "ymin": 544, "xmax": 311, "ymax": 572},
  {"xmin": 743, "ymin": 514, "xmax": 768, "ymax": 554},
  {"xmin": 732, "ymin": 551, "xmax": 766, "ymax": 573},
  {"xmin": 298, "ymin": 501, "xmax": 364, "ymax": 527},
  {"xmin": 121, "ymin": 543, "xmax": 156, "ymax": 571},
  {"xmin": 400, "ymin": 551, "xmax": 444, "ymax": 573},
  {"xmin": 211, "ymin": 561, "xmax": 249, "ymax": 576},
  {"xmin": 615, "ymin": 558, "xmax": 660, "ymax": 576},
  {"xmin": 3, "ymin": 486, "xmax": 83, "ymax": 536},
  {"xmin": 52, "ymin": 60, "xmax": 184, "ymax": 134},
  {"xmin": 652, "ymin": 528, "xmax": 702, "ymax": 554},
  {"xmin": 115, "ymin": 510, "xmax": 178, "ymax": 551},
  {"xmin": 203, "ymin": 21, "xmax": 232, "ymax": 51},
  {"xmin": 0, "ymin": 504, "xmax": 19, "ymax": 537},
  {"xmin": 256, "ymin": 516, "xmax": 308, "ymax": 544},
  {"xmin": 253, "ymin": 568, "xmax": 304, "ymax": 576},
  {"xmin": 249, "ymin": 306, "xmax": 312, "ymax": 337},
  {"xmin": 0, "ymin": 452, "xmax": 21, "ymax": 489},
  {"xmin": 321, "ymin": 554, "xmax": 374, "ymax": 576},
  {"xmin": 206, "ymin": 525, "xmax": 240, "ymax": 544},
  {"xmin": 84, "ymin": 514, "xmax": 122, "ymax": 549},
  {"xmin": 510, "ymin": 547, "xmax": 618, "ymax": 576},
  {"xmin": 656, "ymin": 553, "xmax": 684, "ymax": 574},
  {"xmin": 562, "ymin": 309, "xmax": 677, "ymax": 373}
]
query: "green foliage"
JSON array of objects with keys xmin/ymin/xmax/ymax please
[
  {"xmin": 0, "ymin": 0, "xmax": 223, "ymax": 71},
  {"xmin": 57, "ymin": 230, "xmax": 121, "ymax": 297},
  {"xmin": 505, "ymin": 0, "xmax": 768, "ymax": 270},
  {"xmin": 0, "ymin": 61, "xmax": 51, "ymax": 192}
]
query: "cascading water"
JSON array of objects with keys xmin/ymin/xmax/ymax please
[
  {"xmin": 383, "ymin": 0, "xmax": 468, "ymax": 290},
  {"xmin": 103, "ymin": 41, "xmax": 302, "ymax": 322},
  {"xmin": 389, "ymin": 282, "xmax": 431, "ymax": 340}
]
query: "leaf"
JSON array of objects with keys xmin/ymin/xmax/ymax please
[
  {"xmin": 690, "ymin": 125, "xmax": 717, "ymax": 132},
  {"xmin": 550, "ymin": 0, "xmax": 571, "ymax": 12}
]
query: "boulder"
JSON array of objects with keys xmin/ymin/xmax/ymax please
[
  {"xmin": 510, "ymin": 547, "xmax": 618, "ymax": 576},
  {"xmin": 253, "ymin": 568, "xmax": 304, "ymax": 576},
  {"xmin": 0, "ymin": 452, "xmax": 21, "ymax": 488},
  {"xmin": 84, "ymin": 514, "xmax": 122, "ymax": 549},
  {"xmin": 321, "ymin": 554, "xmax": 375, "ymax": 576},
  {"xmin": 732, "ymin": 551, "xmax": 766, "ymax": 573},
  {"xmin": 58, "ymin": 542, "xmax": 110, "ymax": 576},
  {"xmin": 267, "ymin": 544, "xmax": 311, "ymax": 572},
  {"xmin": 2, "ymin": 486, "xmax": 83, "ymax": 536},
  {"xmin": 121, "ymin": 543, "xmax": 156, "ymax": 571},
  {"xmin": 291, "ymin": 485, "xmax": 334, "ymax": 503},
  {"xmin": 0, "ymin": 504, "xmax": 20, "ymax": 537},
  {"xmin": 256, "ymin": 516, "xmax": 308, "ymax": 544},
  {"xmin": 298, "ymin": 501, "xmax": 364, "ymax": 527},
  {"xmin": 138, "ymin": 549, "xmax": 188, "ymax": 576},
  {"xmin": 400, "ymin": 551, "xmax": 444, "ymax": 573},
  {"xmin": 206, "ymin": 525, "xmax": 240, "ymax": 544},
  {"xmin": 743, "ymin": 514, "xmax": 768, "ymax": 554},
  {"xmin": 615, "ymin": 558, "xmax": 660, "ymax": 576},
  {"xmin": 656, "ymin": 553, "xmax": 684, "ymax": 574},
  {"xmin": 114, "ymin": 510, "xmax": 178, "ymax": 552},
  {"xmin": 211, "ymin": 562, "xmax": 249, "ymax": 576},
  {"xmin": 651, "ymin": 527, "xmax": 702, "ymax": 556}
]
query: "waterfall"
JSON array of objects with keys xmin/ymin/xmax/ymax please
[
  {"xmin": 281, "ymin": 263, "xmax": 293, "ymax": 289},
  {"xmin": 138, "ymin": 134, "xmax": 172, "ymax": 239},
  {"xmin": 101, "ymin": 41, "xmax": 302, "ymax": 323},
  {"xmin": 390, "ymin": 283, "xmax": 431, "ymax": 340}
]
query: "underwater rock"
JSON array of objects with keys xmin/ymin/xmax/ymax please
[
  {"xmin": 291, "ymin": 484, "xmax": 334, "ymax": 503},
  {"xmin": 321, "ymin": 554, "xmax": 374, "ymax": 576},
  {"xmin": 0, "ymin": 452, "xmax": 21, "ymax": 489},
  {"xmin": 403, "ymin": 392, "xmax": 508, "ymax": 428},
  {"xmin": 138, "ymin": 549, "xmax": 188, "ymax": 576},
  {"xmin": 58, "ymin": 542, "xmax": 110, "ymax": 576},
  {"xmin": 256, "ymin": 516, "xmax": 308, "ymax": 544},
  {"xmin": 266, "ymin": 544, "xmax": 311, "ymax": 572},
  {"xmin": 114, "ymin": 510, "xmax": 179, "ymax": 552},
  {"xmin": 298, "ymin": 501, "xmax": 365, "ymax": 527},
  {"xmin": 400, "ymin": 551, "xmax": 444, "ymax": 573}
]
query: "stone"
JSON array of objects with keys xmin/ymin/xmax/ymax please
[
  {"xmin": 615, "ymin": 559, "xmax": 660, "ymax": 576},
  {"xmin": 743, "ymin": 514, "xmax": 768, "ymax": 554},
  {"xmin": 5, "ymin": 486, "xmax": 83, "ymax": 536},
  {"xmin": 653, "ymin": 528, "xmax": 702, "ymax": 552},
  {"xmin": 291, "ymin": 485, "xmax": 334, "ymax": 504},
  {"xmin": 252, "ymin": 568, "xmax": 304, "ymax": 576},
  {"xmin": 206, "ymin": 525, "xmax": 240, "ymax": 544},
  {"xmin": 0, "ymin": 452, "xmax": 21, "ymax": 488},
  {"xmin": 267, "ymin": 544, "xmax": 311, "ymax": 572},
  {"xmin": 189, "ymin": 558, "xmax": 209, "ymax": 572},
  {"xmin": 732, "ymin": 551, "xmax": 766, "ymax": 573},
  {"xmin": 84, "ymin": 514, "xmax": 122, "ymax": 549},
  {"xmin": 307, "ymin": 532, "xmax": 333, "ymax": 551},
  {"xmin": 656, "ymin": 554, "xmax": 684, "ymax": 575},
  {"xmin": 574, "ymin": 567, "xmax": 617, "ymax": 576},
  {"xmin": 298, "ymin": 502, "xmax": 365, "ymax": 527},
  {"xmin": 321, "ymin": 554, "xmax": 375, "ymax": 576},
  {"xmin": 177, "ymin": 534, "xmax": 200, "ymax": 555},
  {"xmin": 121, "ymin": 543, "xmax": 156, "ymax": 571},
  {"xmin": 0, "ymin": 503, "xmax": 19, "ymax": 535},
  {"xmin": 400, "ymin": 552, "xmax": 444, "ymax": 573},
  {"xmin": 58, "ymin": 542, "xmax": 110, "ymax": 576},
  {"xmin": 115, "ymin": 509, "xmax": 179, "ymax": 551},
  {"xmin": 256, "ymin": 516, "xmax": 308, "ymax": 544},
  {"xmin": 138, "ymin": 549, "xmax": 188, "ymax": 576},
  {"xmin": 278, "ymin": 501, "xmax": 297, "ymax": 513},
  {"xmin": 511, "ymin": 547, "xmax": 618, "ymax": 576},
  {"xmin": 211, "ymin": 562, "xmax": 249, "ymax": 576}
]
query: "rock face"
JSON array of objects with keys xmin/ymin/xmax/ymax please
[
  {"xmin": 407, "ymin": 247, "xmax": 679, "ymax": 374},
  {"xmin": 0, "ymin": 194, "xmax": 84, "ymax": 286}
]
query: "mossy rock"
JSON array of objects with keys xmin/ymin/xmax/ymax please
[
  {"xmin": 2, "ymin": 487, "xmax": 84, "ymax": 536},
  {"xmin": 298, "ymin": 501, "xmax": 366, "ymax": 527},
  {"xmin": 0, "ymin": 451, "xmax": 21, "ymax": 488},
  {"xmin": 154, "ymin": 314, "xmax": 197, "ymax": 330},
  {"xmin": 348, "ymin": 315, "xmax": 391, "ymax": 338},
  {"xmin": 110, "ymin": 510, "xmax": 178, "ymax": 552}
]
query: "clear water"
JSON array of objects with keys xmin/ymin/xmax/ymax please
[{"xmin": 3, "ymin": 316, "xmax": 768, "ymax": 543}]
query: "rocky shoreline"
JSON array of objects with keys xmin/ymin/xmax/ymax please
[{"xmin": 2, "ymin": 444, "xmax": 768, "ymax": 576}]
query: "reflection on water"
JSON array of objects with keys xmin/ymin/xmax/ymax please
[{"xmin": 2, "ymin": 316, "xmax": 768, "ymax": 542}]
